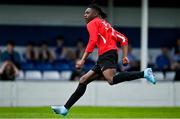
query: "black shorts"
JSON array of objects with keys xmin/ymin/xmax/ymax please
[{"xmin": 91, "ymin": 50, "xmax": 118, "ymax": 74}]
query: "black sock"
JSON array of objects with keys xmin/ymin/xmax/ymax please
[
  {"xmin": 64, "ymin": 83, "xmax": 87, "ymax": 109},
  {"xmin": 113, "ymin": 71, "xmax": 144, "ymax": 84}
]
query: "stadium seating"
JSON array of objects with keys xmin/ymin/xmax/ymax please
[
  {"xmin": 42, "ymin": 71, "xmax": 61, "ymax": 80},
  {"xmin": 20, "ymin": 62, "xmax": 35, "ymax": 71},
  {"xmin": 60, "ymin": 70, "xmax": 72, "ymax": 81},
  {"xmin": 16, "ymin": 71, "xmax": 25, "ymax": 80},
  {"xmin": 54, "ymin": 63, "xmax": 72, "ymax": 72},
  {"xmin": 25, "ymin": 71, "xmax": 42, "ymax": 80},
  {"xmin": 165, "ymin": 72, "xmax": 175, "ymax": 80},
  {"xmin": 35, "ymin": 62, "xmax": 53, "ymax": 71},
  {"xmin": 16, "ymin": 70, "xmax": 73, "ymax": 81},
  {"xmin": 1, "ymin": 46, "xmax": 177, "ymax": 81},
  {"xmin": 154, "ymin": 72, "xmax": 164, "ymax": 80}
]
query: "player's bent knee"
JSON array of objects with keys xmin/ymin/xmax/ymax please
[
  {"xmin": 108, "ymin": 80, "xmax": 114, "ymax": 85},
  {"xmin": 105, "ymin": 77, "xmax": 114, "ymax": 85},
  {"xmin": 79, "ymin": 75, "xmax": 88, "ymax": 84},
  {"xmin": 106, "ymin": 78, "xmax": 114, "ymax": 85}
]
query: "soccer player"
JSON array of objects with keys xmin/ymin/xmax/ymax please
[{"xmin": 51, "ymin": 4, "xmax": 156, "ymax": 116}]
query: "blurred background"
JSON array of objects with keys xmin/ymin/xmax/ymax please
[{"xmin": 0, "ymin": 0, "xmax": 180, "ymax": 107}]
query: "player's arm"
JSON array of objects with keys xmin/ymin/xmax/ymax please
[
  {"xmin": 122, "ymin": 45, "xmax": 129, "ymax": 66},
  {"xmin": 76, "ymin": 21, "xmax": 98, "ymax": 69},
  {"xmin": 115, "ymin": 30, "xmax": 129, "ymax": 66},
  {"xmin": 85, "ymin": 21, "xmax": 98, "ymax": 54},
  {"xmin": 115, "ymin": 30, "xmax": 128, "ymax": 46}
]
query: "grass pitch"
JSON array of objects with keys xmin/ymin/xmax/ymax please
[{"xmin": 0, "ymin": 106, "xmax": 180, "ymax": 118}]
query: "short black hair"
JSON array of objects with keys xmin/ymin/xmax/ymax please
[{"xmin": 88, "ymin": 3, "xmax": 107, "ymax": 19}]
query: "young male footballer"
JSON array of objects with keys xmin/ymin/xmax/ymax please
[{"xmin": 51, "ymin": 4, "xmax": 156, "ymax": 116}]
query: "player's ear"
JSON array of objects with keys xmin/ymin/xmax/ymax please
[
  {"xmin": 94, "ymin": 11, "xmax": 97, "ymax": 16},
  {"xmin": 93, "ymin": 10, "xmax": 98, "ymax": 17}
]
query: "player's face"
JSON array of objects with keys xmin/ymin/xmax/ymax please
[{"xmin": 84, "ymin": 8, "xmax": 97, "ymax": 23}]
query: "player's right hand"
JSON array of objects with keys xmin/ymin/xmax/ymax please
[{"xmin": 76, "ymin": 59, "xmax": 85, "ymax": 70}]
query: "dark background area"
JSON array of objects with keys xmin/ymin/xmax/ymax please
[{"xmin": 0, "ymin": 25, "xmax": 179, "ymax": 48}]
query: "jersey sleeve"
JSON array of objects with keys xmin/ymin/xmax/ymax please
[
  {"xmin": 115, "ymin": 30, "xmax": 128, "ymax": 46},
  {"xmin": 85, "ymin": 21, "xmax": 98, "ymax": 53}
]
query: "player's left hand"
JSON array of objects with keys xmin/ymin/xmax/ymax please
[{"xmin": 122, "ymin": 57, "xmax": 129, "ymax": 66}]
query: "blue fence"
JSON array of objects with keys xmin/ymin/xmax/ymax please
[{"xmin": 0, "ymin": 25, "xmax": 179, "ymax": 48}]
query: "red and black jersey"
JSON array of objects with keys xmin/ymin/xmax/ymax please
[{"xmin": 85, "ymin": 17, "xmax": 128, "ymax": 55}]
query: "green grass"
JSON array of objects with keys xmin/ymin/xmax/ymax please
[{"xmin": 0, "ymin": 106, "xmax": 180, "ymax": 118}]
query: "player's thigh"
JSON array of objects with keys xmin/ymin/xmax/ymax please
[
  {"xmin": 79, "ymin": 70, "xmax": 97, "ymax": 84},
  {"xmin": 102, "ymin": 68, "xmax": 116, "ymax": 83}
]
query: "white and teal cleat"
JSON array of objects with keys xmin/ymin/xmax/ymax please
[
  {"xmin": 51, "ymin": 105, "xmax": 68, "ymax": 116},
  {"xmin": 144, "ymin": 68, "xmax": 156, "ymax": 84}
]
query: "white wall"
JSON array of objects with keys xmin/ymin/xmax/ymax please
[
  {"xmin": 114, "ymin": 8, "xmax": 180, "ymax": 27},
  {"xmin": 0, "ymin": 81, "xmax": 180, "ymax": 107},
  {"xmin": 0, "ymin": 5, "xmax": 179, "ymax": 27},
  {"xmin": 0, "ymin": 5, "xmax": 86, "ymax": 26}
]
